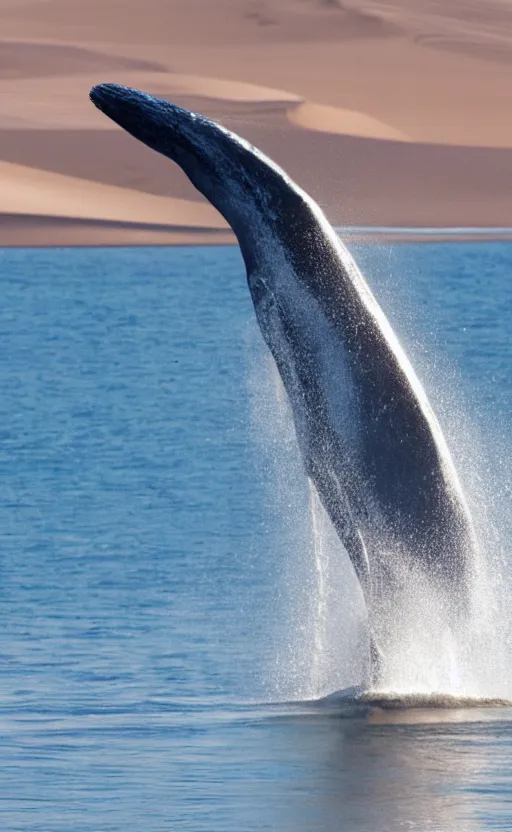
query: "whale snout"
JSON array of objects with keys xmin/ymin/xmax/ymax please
[
  {"xmin": 91, "ymin": 82, "xmax": 219, "ymax": 171},
  {"xmin": 88, "ymin": 82, "xmax": 266, "ymax": 212},
  {"xmin": 90, "ymin": 82, "xmax": 158, "ymax": 113},
  {"xmin": 90, "ymin": 82, "xmax": 144, "ymax": 123},
  {"xmin": 89, "ymin": 81, "xmax": 303, "ymax": 257},
  {"xmin": 89, "ymin": 82, "xmax": 120, "ymax": 111},
  {"xmin": 90, "ymin": 83, "xmax": 183, "ymax": 142}
]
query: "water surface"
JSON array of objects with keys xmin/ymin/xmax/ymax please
[{"xmin": 0, "ymin": 243, "xmax": 510, "ymax": 830}]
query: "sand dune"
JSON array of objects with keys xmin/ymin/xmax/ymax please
[
  {"xmin": 0, "ymin": 72, "xmax": 301, "ymax": 129},
  {"xmin": 0, "ymin": 215, "xmax": 233, "ymax": 247},
  {"xmin": 288, "ymin": 102, "xmax": 410, "ymax": 142},
  {"xmin": 0, "ymin": 158, "xmax": 231, "ymax": 245},
  {"xmin": 0, "ymin": 160, "xmax": 226, "ymax": 226},
  {"xmin": 0, "ymin": 0, "xmax": 401, "ymax": 46},
  {"xmin": 1, "ymin": 0, "xmax": 512, "ymax": 245}
]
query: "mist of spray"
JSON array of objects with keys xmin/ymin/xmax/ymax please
[
  {"xmin": 244, "ymin": 257, "xmax": 511, "ymax": 703},
  {"xmin": 246, "ymin": 326, "xmax": 367, "ymax": 700}
]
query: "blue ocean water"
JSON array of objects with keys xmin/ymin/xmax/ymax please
[{"xmin": 0, "ymin": 243, "xmax": 510, "ymax": 831}]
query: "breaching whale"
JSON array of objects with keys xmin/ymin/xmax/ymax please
[{"xmin": 90, "ymin": 83, "xmax": 476, "ymax": 682}]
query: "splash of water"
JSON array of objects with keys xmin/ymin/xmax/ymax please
[
  {"xmin": 308, "ymin": 481, "xmax": 330, "ymax": 696},
  {"xmin": 246, "ymin": 326, "xmax": 367, "ymax": 700},
  {"xmin": 244, "ymin": 261, "xmax": 511, "ymax": 703}
]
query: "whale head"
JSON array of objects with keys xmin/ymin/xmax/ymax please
[{"xmin": 89, "ymin": 83, "xmax": 316, "ymax": 273}]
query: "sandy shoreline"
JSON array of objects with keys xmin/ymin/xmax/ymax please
[
  {"xmin": 3, "ymin": 220, "xmax": 512, "ymax": 249},
  {"xmin": 1, "ymin": 0, "xmax": 512, "ymax": 246}
]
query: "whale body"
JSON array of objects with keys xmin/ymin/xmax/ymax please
[{"xmin": 90, "ymin": 83, "xmax": 476, "ymax": 681}]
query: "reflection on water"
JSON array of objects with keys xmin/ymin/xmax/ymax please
[{"xmin": 229, "ymin": 701, "xmax": 512, "ymax": 831}]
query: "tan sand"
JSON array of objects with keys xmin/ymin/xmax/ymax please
[
  {"xmin": 0, "ymin": 160, "xmax": 225, "ymax": 227},
  {"xmin": 1, "ymin": 0, "xmax": 512, "ymax": 245},
  {"xmin": 288, "ymin": 102, "xmax": 410, "ymax": 142}
]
